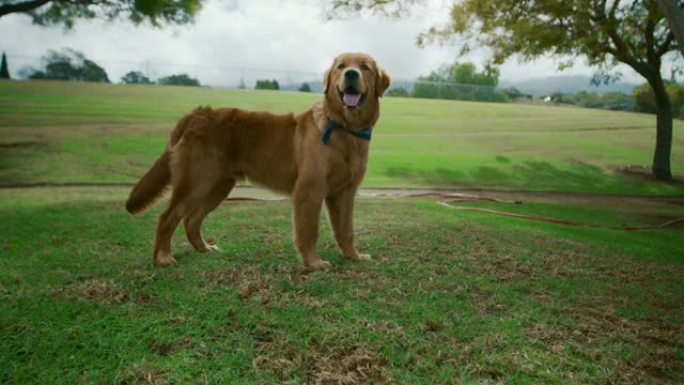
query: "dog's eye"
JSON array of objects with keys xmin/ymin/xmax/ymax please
[
  {"xmin": 360, "ymin": 63, "xmax": 370, "ymax": 70},
  {"xmin": 337, "ymin": 63, "xmax": 345, "ymax": 70}
]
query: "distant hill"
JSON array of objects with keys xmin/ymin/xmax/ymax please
[
  {"xmin": 499, "ymin": 75, "xmax": 639, "ymax": 96},
  {"xmin": 280, "ymin": 80, "xmax": 323, "ymax": 93}
]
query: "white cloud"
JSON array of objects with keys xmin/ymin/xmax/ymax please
[{"xmin": 0, "ymin": 0, "xmax": 666, "ymax": 86}]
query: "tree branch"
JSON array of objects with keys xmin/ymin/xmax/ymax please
[
  {"xmin": 655, "ymin": 0, "xmax": 684, "ymax": 57},
  {"xmin": 656, "ymin": 31, "xmax": 676, "ymax": 56},
  {"xmin": 608, "ymin": 0, "xmax": 621, "ymax": 18},
  {"xmin": 645, "ymin": 5, "xmax": 657, "ymax": 60},
  {"xmin": 0, "ymin": 0, "xmax": 51, "ymax": 17},
  {"xmin": 604, "ymin": 25, "xmax": 653, "ymax": 78}
]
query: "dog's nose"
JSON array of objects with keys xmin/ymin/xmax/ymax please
[{"xmin": 344, "ymin": 69, "xmax": 360, "ymax": 82}]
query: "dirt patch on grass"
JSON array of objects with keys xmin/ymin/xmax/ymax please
[
  {"xmin": 202, "ymin": 264, "xmax": 384, "ymax": 311},
  {"xmin": 118, "ymin": 364, "xmax": 169, "ymax": 385},
  {"xmin": 636, "ymin": 213, "xmax": 684, "ymax": 228},
  {"xmin": 574, "ymin": 308, "xmax": 683, "ymax": 381},
  {"xmin": 202, "ymin": 265, "xmax": 396, "ymax": 383},
  {"xmin": 615, "ymin": 164, "xmax": 684, "ymax": 186},
  {"xmin": 0, "ymin": 140, "xmax": 45, "ymax": 149},
  {"xmin": 253, "ymin": 338, "xmax": 394, "ymax": 385},
  {"xmin": 202, "ymin": 266, "xmax": 274, "ymax": 304},
  {"xmin": 477, "ymin": 253, "xmax": 538, "ymax": 281},
  {"xmin": 148, "ymin": 338, "xmax": 193, "ymax": 357},
  {"xmin": 519, "ymin": 247, "xmax": 684, "ymax": 384},
  {"xmin": 304, "ymin": 343, "xmax": 392, "ymax": 385},
  {"xmin": 526, "ymin": 307, "xmax": 683, "ymax": 384},
  {"xmin": 462, "ymin": 233, "xmax": 683, "ymax": 382},
  {"xmin": 52, "ymin": 277, "xmax": 156, "ymax": 305}
]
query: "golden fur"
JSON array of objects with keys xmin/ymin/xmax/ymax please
[{"xmin": 126, "ymin": 52, "xmax": 390, "ymax": 269}]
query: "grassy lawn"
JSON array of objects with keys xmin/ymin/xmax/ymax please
[
  {"xmin": 1, "ymin": 80, "xmax": 683, "ymax": 194},
  {"xmin": 1, "ymin": 187, "xmax": 683, "ymax": 384},
  {"xmin": 2, "ymin": 80, "xmax": 683, "ymax": 383}
]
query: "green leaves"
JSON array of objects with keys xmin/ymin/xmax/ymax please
[
  {"xmin": 324, "ymin": 0, "xmax": 423, "ymax": 19},
  {"xmin": 3, "ymin": 0, "xmax": 204, "ymax": 29}
]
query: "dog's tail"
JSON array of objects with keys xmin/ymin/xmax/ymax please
[
  {"xmin": 125, "ymin": 150, "xmax": 172, "ymax": 214},
  {"xmin": 125, "ymin": 110, "xmax": 201, "ymax": 214}
]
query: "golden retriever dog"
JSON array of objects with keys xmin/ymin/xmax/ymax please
[{"xmin": 125, "ymin": 52, "xmax": 390, "ymax": 270}]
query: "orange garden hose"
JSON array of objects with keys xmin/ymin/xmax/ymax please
[{"xmin": 227, "ymin": 192, "xmax": 684, "ymax": 231}]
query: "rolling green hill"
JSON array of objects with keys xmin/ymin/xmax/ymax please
[{"xmin": 1, "ymin": 80, "xmax": 682, "ymax": 194}]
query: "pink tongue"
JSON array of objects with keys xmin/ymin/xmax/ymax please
[{"xmin": 343, "ymin": 93, "xmax": 361, "ymax": 107}]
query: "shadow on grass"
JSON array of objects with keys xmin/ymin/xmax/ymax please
[
  {"xmin": 385, "ymin": 159, "xmax": 682, "ymax": 194},
  {"xmin": 0, "ymin": 141, "xmax": 54, "ymax": 185}
]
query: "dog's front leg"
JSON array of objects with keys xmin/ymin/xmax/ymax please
[
  {"xmin": 325, "ymin": 188, "xmax": 371, "ymax": 262},
  {"xmin": 292, "ymin": 183, "xmax": 330, "ymax": 270}
]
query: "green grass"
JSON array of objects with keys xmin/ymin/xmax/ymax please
[
  {"xmin": 1, "ymin": 187, "xmax": 683, "ymax": 384},
  {"xmin": 1, "ymin": 80, "xmax": 683, "ymax": 194},
  {"xmin": 2, "ymin": 79, "xmax": 683, "ymax": 383}
]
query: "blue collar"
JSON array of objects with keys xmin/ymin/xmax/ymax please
[{"xmin": 321, "ymin": 120, "xmax": 372, "ymax": 145}]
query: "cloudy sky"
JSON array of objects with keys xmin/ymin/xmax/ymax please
[{"xmin": 0, "ymin": 0, "xmax": 659, "ymax": 87}]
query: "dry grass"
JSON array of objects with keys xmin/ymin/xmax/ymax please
[{"xmin": 51, "ymin": 277, "xmax": 157, "ymax": 305}]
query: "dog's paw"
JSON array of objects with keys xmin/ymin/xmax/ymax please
[
  {"xmin": 306, "ymin": 259, "xmax": 332, "ymax": 271},
  {"xmin": 348, "ymin": 253, "xmax": 372, "ymax": 262},
  {"xmin": 205, "ymin": 244, "xmax": 221, "ymax": 252},
  {"xmin": 154, "ymin": 254, "xmax": 177, "ymax": 266}
]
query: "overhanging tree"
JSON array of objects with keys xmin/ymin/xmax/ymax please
[
  {"xmin": 328, "ymin": 0, "xmax": 682, "ymax": 180},
  {"xmin": 0, "ymin": 0, "xmax": 204, "ymax": 29}
]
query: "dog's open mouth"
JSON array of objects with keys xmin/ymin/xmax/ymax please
[{"xmin": 340, "ymin": 86, "xmax": 366, "ymax": 109}]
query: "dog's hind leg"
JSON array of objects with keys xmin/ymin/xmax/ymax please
[
  {"xmin": 184, "ymin": 178, "xmax": 235, "ymax": 253},
  {"xmin": 152, "ymin": 159, "xmax": 217, "ymax": 265},
  {"xmin": 153, "ymin": 188, "xmax": 191, "ymax": 266}
]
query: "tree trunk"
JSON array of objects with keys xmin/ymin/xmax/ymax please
[
  {"xmin": 655, "ymin": 0, "xmax": 684, "ymax": 57},
  {"xmin": 648, "ymin": 75, "xmax": 673, "ymax": 180}
]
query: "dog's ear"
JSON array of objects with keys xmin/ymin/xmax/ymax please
[
  {"xmin": 323, "ymin": 58, "xmax": 336, "ymax": 94},
  {"xmin": 375, "ymin": 65, "xmax": 391, "ymax": 98}
]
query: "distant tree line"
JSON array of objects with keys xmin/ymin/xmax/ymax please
[
  {"xmin": 9, "ymin": 49, "xmax": 318, "ymax": 91},
  {"xmin": 384, "ymin": 59, "xmax": 684, "ymax": 119},
  {"xmin": 253, "ymin": 80, "xmax": 314, "ymax": 92},
  {"xmin": 121, "ymin": 71, "xmax": 152, "ymax": 84},
  {"xmin": 542, "ymin": 83, "xmax": 684, "ymax": 119},
  {"xmin": 19, "ymin": 49, "xmax": 110, "ymax": 82},
  {"xmin": 634, "ymin": 83, "xmax": 684, "ymax": 120},
  {"xmin": 387, "ymin": 61, "xmax": 511, "ymax": 102},
  {"xmin": 9, "ymin": 50, "xmax": 682, "ymax": 119},
  {"xmin": 255, "ymin": 79, "xmax": 280, "ymax": 90},
  {"xmin": 157, "ymin": 73, "xmax": 200, "ymax": 86},
  {"xmin": 15, "ymin": 49, "xmax": 201, "ymax": 86},
  {"xmin": 544, "ymin": 91, "xmax": 636, "ymax": 112},
  {"xmin": 409, "ymin": 62, "xmax": 509, "ymax": 103}
]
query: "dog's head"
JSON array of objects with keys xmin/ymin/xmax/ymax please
[{"xmin": 323, "ymin": 53, "xmax": 391, "ymax": 113}]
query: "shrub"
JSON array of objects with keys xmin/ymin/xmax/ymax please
[
  {"xmin": 157, "ymin": 74, "xmax": 200, "ymax": 86},
  {"xmin": 387, "ymin": 87, "xmax": 409, "ymax": 97},
  {"xmin": 256, "ymin": 79, "xmax": 279, "ymax": 90},
  {"xmin": 121, "ymin": 71, "xmax": 152, "ymax": 84},
  {"xmin": 299, "ymin": 82, "xmax": 311, "ymax": 92}
]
